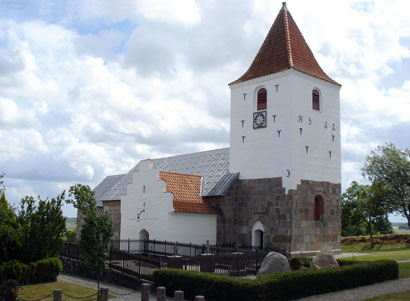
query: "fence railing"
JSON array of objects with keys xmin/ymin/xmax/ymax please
[
  {"xmin": 110, "ymin": 239, "xmax": 286, "ymax": 258},
  {"xmin": 61, "ymin": 239, "xmax": 285, "ymax": 279}
]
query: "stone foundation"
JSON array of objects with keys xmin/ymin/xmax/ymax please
[{"xmin": 209, "ymin": 178, "xmax": 341, "ymax": 255}]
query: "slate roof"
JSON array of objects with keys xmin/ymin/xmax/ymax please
[
  {"xmin": 159, "ymin": 171, "xmax": 216, "ymax": 214},
  {"xmin": 94, "ymin": 147, "xmax": 237, "ymax": 205},
  {"xmin": 230, "ymin": 2, "xmax": 340, "ymax": 86}
]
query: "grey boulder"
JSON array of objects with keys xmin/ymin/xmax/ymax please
[
  {"xmin": 257, "ymin": 251, "xmax": 290, "ymax": 275},
  {"xmin": 312, "ymin": 246, "xmax": 339, "ymax": 269}
]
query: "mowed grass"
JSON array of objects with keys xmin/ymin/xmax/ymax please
[
  {"xmin": 342, "ymin": 248, "xmax": 410, "ymax": 261},
  {"xmin": 18, "ymin": 281, "xmax": 114, "ymax": 300}
]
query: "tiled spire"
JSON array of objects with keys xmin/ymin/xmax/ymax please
[{"xmin": 230, "ymin": 2, "xmax": 340, "ymax": 86}]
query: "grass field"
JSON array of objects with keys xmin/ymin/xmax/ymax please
[
  {"xmin": 18, "ymin": 281, "xmax": 114, "ymax": 300},
  {"xmin": 65, "ymin": 217, "xmax": 76, "ymax": 231},
  {"xmin": 342, "ymin": 248, "xmax": 410, "ymax": 261}
]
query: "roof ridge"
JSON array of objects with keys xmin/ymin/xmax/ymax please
[{"xmin": 283, "ymin": 9, "xmax": 293, "ymax": 68}]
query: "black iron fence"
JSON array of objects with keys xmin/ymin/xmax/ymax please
[
  {"xmin": 111, "ymin": 239, "xmax": 286, "ymax": 258},
  {"xmin": 61, "ymin": 240, "xmax": 286, "ymax": 280}
]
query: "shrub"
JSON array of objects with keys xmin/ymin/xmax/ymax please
[
  {"xmin": 154, "ymin": 260, "xmax": 398, "ymax": 301},
  {"xmin": 0, "ymin": 280, "xmax": 18, "ymax": 300},
  {"xmin": 0, "ymin": 257, "xmax": 62, "ymax": 284},
  {"xmin": 288, "ymin": 257, "xmax": 312, "ymax": 270},
  {"xmin": 260, "ymin": 260, "xmax": 398, "ymax": 300},
  {"xmin": 33, "ymin": 257, "xmax": 62, "ymax": 283},
  {"xmin": 153, "ymin": 268, "xmax": 261, "ymax": 301},
  {"xmin": 0, "ymin": 260, "xmax": 24, "ymax": 283}
]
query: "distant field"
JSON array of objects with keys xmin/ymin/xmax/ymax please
[
  {"xmin": 66, "ymin": 217, "xmax": 76, "ymax": 231},
  {"xmin": 342, "ymin": 234, "xmax": 410, "ymax": 252}
]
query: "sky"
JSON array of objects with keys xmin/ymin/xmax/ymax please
[{"xmin": 0, "ymin": 0, "xmax": 409, "ymax": 220}]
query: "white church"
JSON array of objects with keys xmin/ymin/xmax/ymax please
[{"xmin": 78, "ymin": 2, "xmax": 342, "ymax": 256}]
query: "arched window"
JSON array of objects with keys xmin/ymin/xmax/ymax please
[
  {"xmin": 314, "ymin": 195, "xmax": 324, "ymax": 221},
  {"xmin": 257, "ymin": 88, "xmax": 267, "ymax": 111},
  {"xmin": 312, "ymin": 89, "xmax": 320, "ymax": 111}
]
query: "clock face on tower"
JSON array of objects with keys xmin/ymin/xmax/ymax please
[{"xmin": 253, "ymin": 111, "xmax": 267, "ymax": 129}]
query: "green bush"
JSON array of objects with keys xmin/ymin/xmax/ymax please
[
  {"xmin": 288, "ymin": 257, "xmax": 312, "ymax": 270},
  {"xmin": 153, "ymin": 268, "xmax": 261, "ymax": 301},
  {"xmin": 0, "ymin": 280, "xmax": 18, "ymax": 300},
  {"xmin": 33, "ymin": 257, "xmax": 62, "ymax": 283},
  {"xmin": 0, "ymin": 260, "xmax": 24, "ymax": 283},
  {"xmin": 153, "ymin": 260, "xmax": 398, "ymax": 300},
  {"xmin": 0, "ymin": 257, "xmax": 62, "ymax": 284}
]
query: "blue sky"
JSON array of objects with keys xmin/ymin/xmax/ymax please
[{"xmin": 0, "ymin": 0, "xmax": 409, "ymax": 221}]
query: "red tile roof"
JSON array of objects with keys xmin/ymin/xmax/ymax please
[
  {"xmin": 159, "ymin": 171, "xmax": 216, "ymax": 214},
  {"xmin": 230, "ymin": 3, "xmax": 340, "ymax": 86}
]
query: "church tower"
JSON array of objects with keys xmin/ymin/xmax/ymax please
[
  {"xmin": 217, "ymin": 2, "xmax": 341, "ymax": 255},
  {"xmin": 229, "ymin": 2, "xmax": 341, "ymax": 191}
]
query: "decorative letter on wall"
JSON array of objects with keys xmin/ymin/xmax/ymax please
[
  {"xmin": 332, "ymin": 135, "xmax": 335, "ymax": 142},
  {"xmin": 299, "ymin": 128, "xmax": 303, "ymax": 135},
  {"xmin": 329, "ymin": 151, "xmax": 332, "ymax": 158},
  {"xmin": 275, "ymin": 84, "xmax": 279, "ymax": 92},
  {"xmin": 242, "ymin": 136, "xmax": 245, "ymax": 143},
  {"xmin": 243, "ymin": 93, "xmax": 247, "ymax": 101},
  {"xmin": 332, "ymin": 123, "xmax": 336, "ymax": 131},
  {"xmin": 241, "ymin": 120, "xmax": 245, "ymax": 127},
  {"xmin": 298, "ymin": 115, "xmax": 303, "ymax": 123},
  {"xmin": 277, "ymin": 130, "xmax": 282, "ymax": 138},
  {"xmin": 324, "ymin": 121, "xmax": 328, "ymax": 129},
  {"xmin": 308, "ymin": 117, "xmax": 312, "ymax": 125},
  {"xmin": 287, "ymin": 169, "xmax": 290, "ymax": 177},
  {"xmin": 305, "ymin": 146, "xmax": 309, "ymax": 153},
  {"xmin": 272, "ymin": 115, "xmax": 277, "ymax": 123}
]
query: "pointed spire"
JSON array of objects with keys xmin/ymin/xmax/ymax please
[{"xmin": 230, "ymin": 3, "xmax": 339, "ymax": 86}]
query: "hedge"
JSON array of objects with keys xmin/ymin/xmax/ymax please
[
  {"xmin": 153, "ymin": 268, "xmax": 261, "ymax": 301},
  {"xmin": 0, "ymin": 257, "xmax": 62, "ymax": 284},
  {"xmin": 153, "ymin": 260, "xmax": 398, "ymax": 301}
]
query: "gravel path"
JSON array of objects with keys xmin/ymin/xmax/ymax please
[{"xmin": 295, "ymin": 278, "xmax": 410, "ymax": 301}]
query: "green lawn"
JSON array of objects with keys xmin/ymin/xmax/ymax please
[
  {"xmin": 342, "ymin": 248, "xmax": 410, "ymax": 261},
  {"xmin": 18, "ymin": 281, "xmax": 114, "ymax": 300}
]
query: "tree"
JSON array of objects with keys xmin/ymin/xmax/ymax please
[
  {"xmin": 17, "ymin": 194, "xmax": 66, "ymax": 263},
  {"xmin": 342, "ymin": 181, "xmax": 391, "ymax": 248},
  {"xmin": 68, "ymin": 184, "xmax": 113, "ymax": 296},
  {"xmin": 0, "ymin": 193, "xmax": 21, "ymax": 263},
  {"xmin": 363, "ymin": 143, "xmax": 410, "ymax": 228}
]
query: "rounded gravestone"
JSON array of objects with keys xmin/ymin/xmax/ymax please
[
  {"xmin": 312, "ymin": 246, "xmax": 339, "ymax": 269},
  {"xmin": 257, "ymin": 251, "xmax": 290, "ymax": 275}
]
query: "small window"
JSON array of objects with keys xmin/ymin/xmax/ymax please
[
  {"xmin": 257, "ymin": 88, "xmax": 267, "ymax": 111},
  {"xmin": 314, "ymin": 195, "xmax": 324, "ymax": 221},
  {"xmin": 312, "ymin": 89, "xmax": 320, "ymax": 111}
]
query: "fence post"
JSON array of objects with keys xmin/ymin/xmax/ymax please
[
  {"xmin": 128, "ymin": 238, "xmax": 130, "ymax": 254},
  {"xmin": 165, "ymin": 240, "xmax": 167, "ymax": 255},
  {"xmin": 157, "ymin": 287, "xmax": 166, "ymax": 301},
  {"xmin": 100, "ymin": 288, "xmax": 109, "ymax": 301},
  {"xmin": 174, "ymin": 290, "xmax": 184, "ymax": 301},
  {"xmin": 53, "ymin": 289, "xmax": 62, "ymax": 301},
  {"xmin": 153, "ymin": 239, "xmax": 156, "ymax": 255},
  {"xmin": 141, "ymin": 283, "xmax": 151, "ymax": 301},
  {"xmin": 194, "ymin": 296, "xmax": 205, "ymax": 301}
]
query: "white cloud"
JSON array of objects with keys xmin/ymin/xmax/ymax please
[{"xmin": 0, "ymin": 0, "xmax": 409, "ymax": 218}]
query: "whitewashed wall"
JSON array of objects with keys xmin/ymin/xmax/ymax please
[
  {"xmin": 229, "ymin": 69, "xmax": 341, "ymax": 191},
  {"xmin": 120, "ymin": 159, "xmax": 217, "ymax": 245}
]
